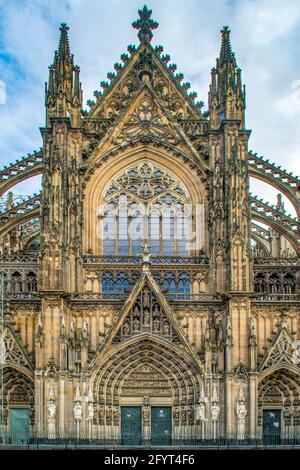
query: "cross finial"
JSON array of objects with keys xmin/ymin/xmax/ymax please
[{"xmin": 132, "ymin": 5, "xmax": 159, "ymax": 43}]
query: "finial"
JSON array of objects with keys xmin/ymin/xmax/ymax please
[
  {"xmin": 75, "ymin": 385, "xmax": 81, "ymax": 402},
  {"xmin": 58, "ymin": 22, "xmax": 71, "ymax": 59},
  {"xmin": 212, "ymin": 384, "xmax": 219, "ymax": 403},
  {"xmin": 49, "ymin": 383, "xmax": 55, "ymax": 402},
  {"xmin": 88, "ymin": 387, "xmax": 93, "ymax": 403},
  {"xmin": 238, "ymin": 386, "xmax": 245, "ymax": 403},
  {"xmin": 132, "ymin": 5, "xmax": 159, "ymax": 43},
  {"xmin": 200, "ymin": 385, "xmax": 207, "ymax": 403},
  {"xmin": 219, "ymin": 25, "xmax": 234, "ymax": 65}
]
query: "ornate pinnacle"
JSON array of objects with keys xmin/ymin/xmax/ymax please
[
  {"xmin": 219, "ymin": 25, "xmax": 235, "ymax": 65},
  {"xmin": 132, "ymin": 5, "xmax": 158, "ymax": 43},
  {"xmin": 58, "ymin": 22, "xmax": 71, "ymax": 60}
]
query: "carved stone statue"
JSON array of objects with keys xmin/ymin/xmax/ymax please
[
  {"xmin": 195, "ymin": 403, "xmax": 206, "ymax": 421},
  {"xmin": 236, "ymin": 388, "xmax": 247, "ymax": 439},
  {"xmin": 47, "ymin": 386, "xmax": 56, "ymax": 439},
  {"xmin": 87, "ymin": 402, "xmax": 94, "ymax": 419},
  {"xmin": 236, "ymin": 401, "xmax": 247, "ymax": 421},
  {"xmin": 153, "ymin": 319, "xmax": 160, "ymax": 333},
  {"xmin": 74, "ymin": 402, "xmax": 82, "ymax": 422},
  {"xmin": 47, "ymin": 401, "xmax": 56, "ymax": 420},
  {"xmin": 74, "ymin": 386, "xmax": 82, "ymax": 422},
  {"xmin": 133, "ymin": 318, "xmax": 140, "ymax": 332},
  {"xmin": 143, "ymin": 309, "xmax": 150, "ymax": 325},
  {"xmin": 211, "ymin": 404, "xmax": 220, "ymax": 422},
  {"xmin": 123, "ymin": 321, "xmax": 130, "ymax": 335},
  {"xmin": 143, "ymin": 289, "xmax": 150, "ymax": 308}
]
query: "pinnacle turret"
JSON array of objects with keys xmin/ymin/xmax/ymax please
[
  {"xmin": 57, "ymin": 23, "xmax": 71, "ymax": 60},
  {"xmin": 219, "ymin": 26, "xmax": 235, "ymax": 66},
  {"xmin": 45, "ymin": 23, "xmax": 82, "ymax": 127},
  {"xmin": 209, "ymin": 26, "xmax": 246, "ymax": 128}
]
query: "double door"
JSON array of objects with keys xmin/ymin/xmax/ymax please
[{"xmin": 121, "ymin": 406, "xmax": 172, "ymax": 446}]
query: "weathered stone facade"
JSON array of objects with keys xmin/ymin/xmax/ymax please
[{"xmin": 0, "ymin": 7, "xmax": 299, "ymax": 442}]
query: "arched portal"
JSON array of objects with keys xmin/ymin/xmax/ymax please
[
  {"xmin": 1, "ymin": 366, "xmax": 34, "ymax": 443},
  {"xmin": 91, "ymin": 336, "xmax": 202, "ymax": 440},
  {"xmin": 258, "ymin": 367, "xmax": 300, "ymax": 437}
]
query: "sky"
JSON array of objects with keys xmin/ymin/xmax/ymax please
[{"xmin": 0, "ymin": 0, "xmax": 299, "ymax": 216}]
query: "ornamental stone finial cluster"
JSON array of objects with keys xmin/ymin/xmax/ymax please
[{"xmin": 132, "ymin": 5, "xmax": 159, "ymax": 43}]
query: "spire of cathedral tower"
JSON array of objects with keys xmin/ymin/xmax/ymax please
[
  {"xmin": 219, "ymin": 26, "xmax": 235, "ymax": 66},
  {"xmin": 57, "ymin": 23, "xmax": 71, "ymax": 60},
  {"xmin": 208, "ymin": 26, "xmax": 246, "ymax": 128},
  {"xmin": 45, "ymin": 23, "xmax": 82, "ymax": 127},
  {"xmin": 132, "ymin": 5, "xmax": 158, "ymax": 43}
]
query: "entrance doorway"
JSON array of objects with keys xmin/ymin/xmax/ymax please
[
  {"xmin": 263, "ymin": 409, "xmax": 281, "ymax": 444},
  {"xmin": 9, "ymin": 408, "xmax": 30, "ymax": 445},
  {"xmin": 151, "ymin": 406, "xmax": 172, "ymax": 446},
  {"xmin": 121, "ymin": 406, "xmax": 142, "ymax": 445}
]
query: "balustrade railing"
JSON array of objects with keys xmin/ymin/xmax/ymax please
[
  {"xmin": 83, "ymin": 255, "xmax": 209, "ymax": 265},
  {"xmin": 0, "ymin": 254, "xmax": 39, "ymax": 263},
  {"xmin": 253, "ymin": 256, "xmax": 298, "ymax": 266},
  {"xmin": 69, "ymin": 291, "xmax": 222, "ymax": 302},
  {"xmin": 252, "ymin": 293, "xmax": 299, "ymax": 301}
]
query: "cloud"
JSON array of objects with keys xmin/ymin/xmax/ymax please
[{"xmin": 0, "ymin": 0, "xmax": 299, "ymax": 213}]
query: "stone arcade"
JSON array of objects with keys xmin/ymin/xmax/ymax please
[{"xmin": 0, "ymin": 6, "xmax": 299, "ymax": 445}]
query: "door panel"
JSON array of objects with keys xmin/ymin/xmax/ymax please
[
  {"xmin": 121, "ymin": 406, "xmax": 142, "ymax": 445},
  {"xmin": 263, "ymin": 409, "xmax": 281, "ymax": 444},
  {"xmin": 151, "ymin": 406, "xmax": 172, "ymax": 446},
  {"xmin": 9, "ymin": 408, "xmax": 30, "ymax": 445}
]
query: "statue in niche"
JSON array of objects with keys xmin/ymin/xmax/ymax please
[
  {"xmin": 195, "ymin": 403, "xmax": 206, "ymax": 422},
  {"xmin": 153, "ymin": 303, "xmax": 160, "ymax": 317},
  {"xmin": 143, "ymin": 289, "xmax": 150, "ymax": 308},
  {"xmin": 211, "ymin": 404, "xmax": 220, "ymax": 422},
  {"xmin": 143, "ymin": 309, "xmax": 150, "ymax": 325},
  {"xmin": 87, "ymin": 402, "xmax": 94, "ymax": 420},
  {"xmin": 133, "ymin": 305, "xmax": 140, "ymax": 317},
  {"xmin": 153, "ymin": 318, "xmax": 160, "ymax": 333},
  {"xmin": 163, "ymin": 322, "xmax": 170, "ymax": 335},
  {"xmin": 123, "ymin": 321, "xmax": 130, "ymax": 335},
  {"xmin": 133, "ymin": 318, "xmax": 140, "ymax": 332}
]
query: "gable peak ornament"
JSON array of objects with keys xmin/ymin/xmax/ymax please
[{"xmin": 132, "ymin": 5, "xmax": 159, "ymax": 43}]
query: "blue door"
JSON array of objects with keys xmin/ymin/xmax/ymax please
[
  {"xmin": 121, "ymin": 406, "xmax": 142, "ymax": 446},
  {"xmin": 151, "ymin": 406, "xmax": 172, "ymax": 446},
  {"xmin": 263, "ymin": 410, "xmax": 281, "ymax": 444},
  {"xmin": 9, "ymin": 408, "xmax": 30, "ymax": 445}
]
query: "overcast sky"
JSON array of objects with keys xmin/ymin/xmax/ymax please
[{"xmin": 0, "ymin": 0, "xmax": 299, "ymax": 215}]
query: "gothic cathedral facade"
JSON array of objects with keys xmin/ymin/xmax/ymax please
[{"xmin": 0, "ymin": 7, "xmax": 299, "ymax": 444}]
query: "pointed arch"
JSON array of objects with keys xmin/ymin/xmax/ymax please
[{"xmin": 83, "ymin": 146, "xmax": 207, "ymax": 254}]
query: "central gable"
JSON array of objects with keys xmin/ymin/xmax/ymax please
[
  {"xmin": 88, "ymin": 269, "xmax": 203, "ymax": 374},
  {"xmin": 113, "ymin": 281, "xmax": 181, "ymax": 345},
  {"xmin": 88, "ymin": 42, "xmax": 204, "ymax": 122},
  {"xmin": 87, "ymin": 85, "xmax": 208, "ymax": 174}
]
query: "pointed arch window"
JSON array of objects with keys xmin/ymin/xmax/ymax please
[{"xmin": 102, "ymin": 162, "xmax": 191, "ymax": 256}]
